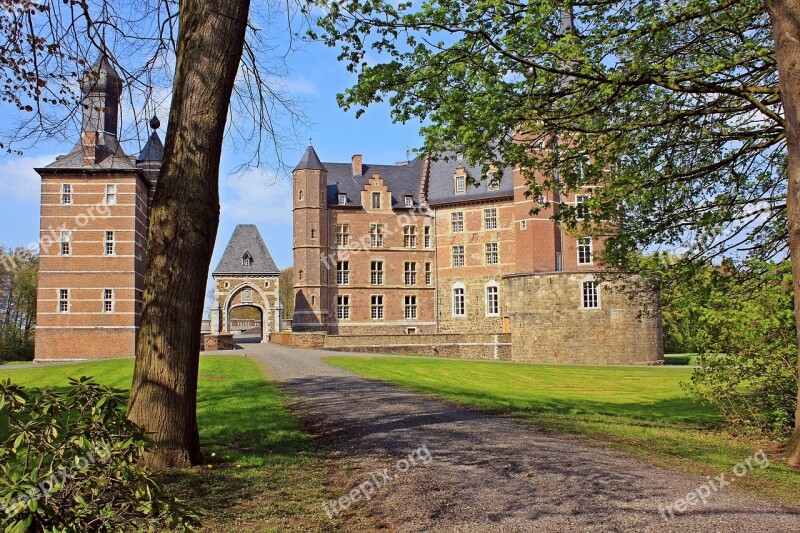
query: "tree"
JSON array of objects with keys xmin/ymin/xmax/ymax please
[
  {"xmin": 0, "ymin": 247, "xmax": 37, "ymax": 361},
  {"xmin": 2, "ymin": 0, "xmax": 305, "ymax": 469},
  {"xmin": 312, "ymin": 0, "xmax": 800, "ymax": 463},
  {"xmin": 279, "ymin": 267, "xmax": 294, "ymax": 322}
]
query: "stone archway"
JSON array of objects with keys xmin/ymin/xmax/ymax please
[{"xmin": 221, "ymin": 283, "xmax": 272, "ymax": 343}]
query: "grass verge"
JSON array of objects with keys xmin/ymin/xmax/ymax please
[
  {"xmin": 325, "ymin": 356, "xmax": 800, "ymax": 505},
  {"xmin": 0, "ymin": 356, "xmax": 371, "ymax": 531}
]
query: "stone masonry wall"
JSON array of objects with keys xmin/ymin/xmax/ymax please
[
  {"xmin": 324, "ymin": 333, "xmax": 511, "ymax": 360},
  {"xmin": 503, "ymin": 272, "xmax": 662, "ymax": 364}
]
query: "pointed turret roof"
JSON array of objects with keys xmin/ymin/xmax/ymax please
[
  {"xmin": 213, "ymin": 225, "xmax": 280, "ymax": 276},
  {"xmin": 293, "ymin": 144, "xmax": 327, "ymax": 172},
  {"xmin": 137, "ymin": 115, "xmax": 164, "ymax": 162}
]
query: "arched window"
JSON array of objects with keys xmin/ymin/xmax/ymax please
[
  {"xmin": 452, "ymin": 282, "xmax": 466, "ymax": 317},
  {"xmin": 299, "ymin": 189, "xmax": 304, "ymax": 201}
]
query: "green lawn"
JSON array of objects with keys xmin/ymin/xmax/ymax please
[
  {"xmin": 326, "ymin": 356, "xmax": 800, "ymax": 504},
  {"xmin": 0, "ymin": 357, "xmax": 373, "ymax": 532}
]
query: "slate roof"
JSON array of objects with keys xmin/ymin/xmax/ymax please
[
  {"xmin": 137, "ymin": 130, "xmax": 164, "ymax": 162},
  {"xmin": 293, "ymin": 145, "xmax": 327, "ymax": 172},
  {"xmin": 426, "ymin": 152, "xmax": 514, "ymax": 206},
  {"xmin": 324, "ymin": 157, "xmax": 424, "ymax": 208},
  {"xmin": 39, "ymin": 133, "xmax": 138, "ymax": 172},
  {"xmin": 213, "ymin": 224, "xmax": 280, "ymax": 276}
]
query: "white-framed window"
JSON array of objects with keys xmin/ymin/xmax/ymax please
[
  {"xmin": 336, "ymin": 261, "xmax": 349, "ymax": 285},
  {"xmin": 370, "ymin": 261, "xmax": 384, "ymax": 285},
  {"xmin": 371, "ymin": 192, "xmax": 381, "ymax": 209},
  {"xmin": 336, "ymin": 224, "xmax": 350, "ymax": 246},
  {"xmin": 484, "ymin": 208, "xmax": 498, "ymax": 230},
  {"xmin": 338, "ymin": 193, "xmax": 347, "ymax": 206},
  {"xmin": 486, "ymin": 285, "xmax": 499, "ymax": 316},
  {"xmin": 371, "ymin": 295, "xmax": 384, "ymax": 320},
  {"xmin": 451, "ymin": 212, "xmax": 464, "ymax": 232},
  {"xmin": 61, "ymin": 184, "xmax": 72, "ymax": 205},
  {"xmin": 520, "ymin": 220, "xmax": 527, "ymax": 230},
  {"xmin": 425, "ymin": 262, "xmax": 432, "ymax": 285},
  {"xmin": 424, "ymin": 226, "xmax": 431, "ymax": 248},
  {"xmin": 242, "ymin": 252, "xmax": 253, "ymax": 266},
  {"xmin": 104, "ymin": 231, "xmax": 115, "ymax": 255},
  {"xmin": 452, "ymin": 245, "xmax": 465, "ymax": 267},
  {"xmin": 582, "ymin": 280, "xmax": 600, "ymax": 309},
  {"xmin": 242, "ymin": 288, "xmax": 253, "ymax": 303},
  {"xmin": 456, "ymin": 151, "xmax": 464, "ymax": 161},
  {"xmin": 455, "ymin": 175, "xmax": 466, "ymax": 194},
  {"xmin": 103, "ymin": 289, "xmax": 114, "ymax": 313},
  {"xmin": 485, "ymin": 242, "xmax": 499, "ymax": 265},
  {"xmin": 578, "ymin": 237, "xmax": 593, "ymax": 265},
  {"xmin": 576, "ymin": 194, "xmax": 590, "ymax": 219},
  {"xmin": 404, "ymin": 296, "xmax": 418, "ymax": 319},
  {"xmin": 453, "ymin": 285, "xmax": 466, "ymax": 317},
  {"xmin": 404, "ymin": 195, "xmax": 414, "ymax": 208},
  {"xmin": 487, "ymin": 174, "xmax": 500, "ymax": 191},
  {"xmin": 404, "ymin": 262, "xmax": 417, "ymax": 286},
  {"xmin": 403, "ymin": 225, "xmax": 417, "ymax": 248},
  {"xmin": 369, "ymin": 224, "xmax": 384, "ymax": 247},
  {"xmin": 60, "ymin": 231, "xmax": 72, "ymax": 256},
  {"xmin": 105, "ymin": 184, "xmax": 117, "ymax": 205},
  {"xmin": 58, "ymin": 289, "xmax": 69, "ymax": 313},
  {"xmin": 337, "ymin": 296, "xmax": 350, "ymax": 320}
]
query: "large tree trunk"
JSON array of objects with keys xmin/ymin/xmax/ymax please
[
  {"xmin": 768, "ymin": 0, "xmax": 800, "ymax": 467},
  {"xmin": 127, "ymin": 0, "xmax": 252, "ymax": 471}
]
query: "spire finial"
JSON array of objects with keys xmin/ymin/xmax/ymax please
[
  {"xmin": 150, "ymin": 114, "xmax": 160, "ymax": 130},
  {"xmin": 309, "ymin": 137, "xmax": 312, "ymax": 147}
]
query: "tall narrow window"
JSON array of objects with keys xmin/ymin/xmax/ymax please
[
  {"xmin": 582, "ymin": 281, "xmax": 600, "ymax": 309},
  {"xmin": 370, "ymin": 261, "xmax": 384, "ymax": 285},
  {"xmin": 485, "ymin": 242, "xmax": 499, "ymax": 265},
  {"xmin": 105, "ymin": 184, "xmax": 117, "ymax": 205},
  {"xmin": 486, "ymin": 285, "xmax": 499, "ymax": 316},
  {"xmin": 58, "ymin": 289, "xmax": 69, "ymax": 313},
  {"xmin": 299, "ymin": 270, "xmax": 304, "ymax": 282},
  {"xmin": 336, "ymin": 261, "xmax": 350, "ymax": 285},
  {"xmin": 298, "ymin": 190, "xmax": 304, "ymax": 201},
  {"xmin": 578, "ymin": 237, "xmax": 593, "ymax": 265},
  {"xmin": 451, "ymin": 212, "xmax": 464, "ymax": 233},
  {"xmin": 61, "ymin": 184, "xmax": 72, "ymax": 205},
  {"xmin": 103, "ymin": 289, "xmax": 114, "ymax": 313},
  {"xmin": 403, "ymin": 225, "xmax": 417, "ymax": 248},
  {"xmin": 369, "ymin": 224, "xmax": 384, "ymax": 247},
  {"xmin": 453, "ymin": 287, "xmax": 466, "ymax": 317},
  {"xmin": 336, "ymin": 224, "xmax": 350, "ymax": 246},
  {"xmin": 484, "ymin": 208, "xmax": 498, "ymax": 230},
  {"xmin": 404, "ymin": 296, "xmax": 418, "ymax": 319},
  {"xmin": 104, "ymin": 231, "xmax": 115, "ymax": 256},
  {"xmin": 404, "ymin": 262, "xmax": 417, "ymax": 286},
  {"xmin": 452, "ymin": 245, "xmax": 465, "ymax": 267},
  {"xmin": 338, "ymin": 193, "xmax": 347, "ymax": 206},
  {"xmin": 371, "ymin": 192, "xmax": 381, "ymax": 209},
  {"xmin": 310, "ymin": 228, "xmax": 316, "ymax": 239},
  {"xmin": 424, "ymin": 226, "xmax": 431, "ymax": 248},
  {"xmin": 371, "ymin": 295, "xmax": 384, "ymax": 320},
  {"xmin": 455, "ymin": 175, "xmax": 466, "ymax": 194},
  {"xmin": 576, "ymin": 194, "xmax": 590, "ymax": 219},
  {"xmin": 425, "ymin": 262, "xmax": 432, "ymax": 285},
  {"xmin": 337, "ymin": 296, "xmax": 350, "ymax": 320},
  {"xmin": 60, "ymin": 231, "xmax": 71, "ymax": 256}
]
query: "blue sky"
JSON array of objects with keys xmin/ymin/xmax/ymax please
[{"xmin": 0, "ymin": 13, "xmax": 423, "ymax": 305}]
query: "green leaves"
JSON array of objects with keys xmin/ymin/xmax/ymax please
[{"xmin": 0, "ymin": 379, "xmax": 199, "ymax": 531}]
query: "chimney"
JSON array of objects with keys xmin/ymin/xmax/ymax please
[
  {"xmin": 352, "ymin": 154, "xmax": 363, "ymax": 177},
  {"xmin": 81, "ymin": 131, "xmax": 99, "ymax": 166}
]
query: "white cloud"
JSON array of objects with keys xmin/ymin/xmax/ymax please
[
  {"xmin": 0, "ymin": 154, "xmax": 58, "ymax": 204},
  {"xmin": 265, "ymin": 75, "xmax": 319, "ymax": 96},
  {"xmin": 220, "ymin": 169, "xmax": 294, "ymax": 227}
]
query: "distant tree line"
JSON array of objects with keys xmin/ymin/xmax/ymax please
[{"xmin": 0, "ymin": 248, "xmax": 37, "ymax": 361}]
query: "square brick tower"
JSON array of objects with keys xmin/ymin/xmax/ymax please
[{"xmin": 34, "ymin": 56, "xmax": 162, "ymax": 360}]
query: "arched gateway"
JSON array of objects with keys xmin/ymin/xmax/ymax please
[{"xmin": 210, "ymin": 225, "xmax": 281, "ymax": 343}]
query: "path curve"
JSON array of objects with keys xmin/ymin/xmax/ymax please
[{"xmin": 215, "ymin": 338, "xmax": 800, "ymax": 532}]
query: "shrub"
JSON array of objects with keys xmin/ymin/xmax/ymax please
[{"xmin": 0, "ymin": 377, "xmax": 200, "ymax": 531}]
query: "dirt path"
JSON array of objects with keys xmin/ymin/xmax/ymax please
[{"xmin": 226, "ymin": 340, "xmax": 799, "ymax": 532}]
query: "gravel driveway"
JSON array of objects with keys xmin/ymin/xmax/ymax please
[{"xmin": 219, "ymin": 338, "xmax": 800, "ymax": 532}]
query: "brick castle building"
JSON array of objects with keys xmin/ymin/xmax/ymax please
[
  {"xmin": 34, "ymin": 57, "xmax": 163, "ymax": 360},
  {"xmin": 291, "ymin": 145, "xmax": 663, "ymax": 363}
]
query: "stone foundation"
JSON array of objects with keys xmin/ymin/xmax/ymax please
[
  {"xmin": 201, "ymin": 333, "xmax": 235, "ymax": 352},
  {"xmin": 324, "ymin": 333, "xmax": 511, "ymax": 360}
]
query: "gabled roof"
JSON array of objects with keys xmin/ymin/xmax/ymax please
[
  {"xmin": 213, "ymin": 224, "xmax": 280, "ymax": 276},
  {"xmin": 426, "ymin": 152, "xmax": 514, "ymax": 206},
  {"xmin": 293, "ymin": 145, "xmax": 327, "ymax": 172},
  {"xmin": 325, "ymin": 158, "xmax": 424, "ymax": 208}
]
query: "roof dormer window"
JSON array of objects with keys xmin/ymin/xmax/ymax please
[
  {"xmin": 338, "ymin": 193, "xmax": 347, "ymax": 206},
  {"xmin": 242, "ymin": 252, "xmax": 253, "ymax": 267},
  {"xmin": 455, "ymin": 175, "xmax": 466, "ymax": 194},
  {"xmin": 404, "ymin": 195, "xmax": 413, "ymax": 208}
]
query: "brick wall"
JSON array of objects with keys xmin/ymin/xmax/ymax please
[{"xmin": 503, "ymin": 272, "xmax": 663, "ymax": 364}]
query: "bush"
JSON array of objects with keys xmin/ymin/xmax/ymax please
[{"xmin": 0, "ymin": 377, "xmax": 200, "ymax": 532}]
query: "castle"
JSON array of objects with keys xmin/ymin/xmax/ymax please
[
  {"xmin": 290, "ymin": 146, "xmax": 663, "ymax": 363},
  {"xmin": 33, "ymin": 56, "xmax": 662, "ymax": 364}
]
